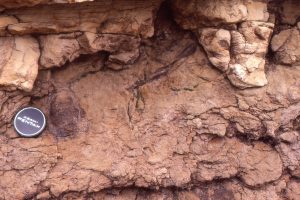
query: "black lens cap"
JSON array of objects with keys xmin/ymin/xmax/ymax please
[{"xmin": 13, "ymin": 107, "xmax": 46, "ymax": 137}]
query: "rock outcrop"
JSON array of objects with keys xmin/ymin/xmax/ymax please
[
  {"xmin": 172, "ymin": 0, "xmax": 273, "ymax": 88},
  {"xmin": 0, "ymin": 0, "xmax": 299, "ymax": 199}
]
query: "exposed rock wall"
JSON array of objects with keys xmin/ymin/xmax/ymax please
[{"xmin": 0, "ymin": 0, "xmax": 299, "ymax": 199}]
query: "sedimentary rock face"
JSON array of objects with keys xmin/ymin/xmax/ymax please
[
  {"xmin": 227, "ymin": 21, "xmax": 273, "ymax": 88},
  {"xmin": 198, "ymin": 28, "xmax": 231, "ymax": 72},
  {"xmin": 0, "ymin": 0, "xmax": 299, "ymax": 199},
  {"xmin": 0, "ymin": 36, "xmax": 40, "ymax": 91},
  {"xmin": 171, "ymin": 0, "xmax": 248, "ymax": 28},
  {"xmin": 271, "ymin": 27, "xmax": 300, "ymax": 66},
  {"xmin": 172, "ymin": 0, "xmax": 273, "ymax": 89},
  {"xmin": 4, "ymin": 0, "xmax": 161, "ymax": 37}
]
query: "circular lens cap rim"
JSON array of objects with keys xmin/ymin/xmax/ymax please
[{"xmin": 13, "ymin": 106, "xmax": 46, "ymax": 137}]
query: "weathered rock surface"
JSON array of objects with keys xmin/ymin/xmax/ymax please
[
  {"xmin": 198, "ymin": 28, "xmax": 231, "ymax": 72},
  {"xmin": 0, "ymin": 36, "xmax": 40, "ymax": 91},
  {"xmin": 39, "ymin": 32, "xmax": 141, "ymax": 69},
  {"xmin": 0, "ymin": 91, "xmax": 30, "ymax": 130},
  {"xmin": 172, "ymin": 0, "xmax": 246, "ymax": 28},
  {"xmin": 227, "ymin": 21, "xmax": 273, "ymax": 88},
  {"xmin": 286, "ymin": 180, "xmax": 300, "ymax": 200},
  {"xmin": 0, "ymin": 0, "xmax": 94, "ymax": 9},
  {"xmin": 199, "ymin": 21, "xmax": 273, "ymax": 88},
  {"xmin": 39, "ymin": 33, "xmax": 81, "ymax": 68},
  {"xmin": 0, "ymin": 0, "xmax": 299, "ymax": 199},
  {"xmin": 172, "ymin": 0, "xmax": 273, "ymax": 89},
  {"xmin": 271, "ymin": 27, "xmax": 300, "ymax": 65},
  {"xmin": 4, "ymin": 0, "xmax": 162, "ymax": 37},
  {"xmin": 278, "ymin": 131, "xmax": 300, "ymax": 178},
  {"xmin": 172, "ymin": 0, "xmax": 269, "ymax": 28}
]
